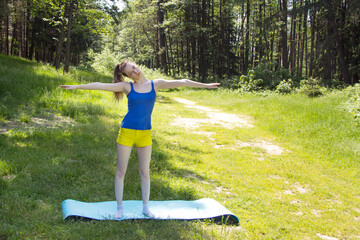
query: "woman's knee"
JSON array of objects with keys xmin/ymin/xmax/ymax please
[
  {"xmin": 115, "ymin": 169, "xmax": 127, "ymax": 179},
  {"xmin": 139, "ymin": 169, "xmax": 150, "ymax": 179}
]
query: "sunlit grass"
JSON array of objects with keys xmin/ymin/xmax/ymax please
[
  {"xmin": 1, "ymin": 54, "xmax": 360, "ymax": 239},
  {"xmin": 159, "ymin": 89, "xmax": 360, "ymax": 239}
]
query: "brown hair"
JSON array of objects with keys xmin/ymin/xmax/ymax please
[{"xmin": 113, "ymin": 60, "xmax": 131, "ymax": 101}]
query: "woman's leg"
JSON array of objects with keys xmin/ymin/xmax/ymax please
[
  {"xmin": 136, "ymin": 145, "xmax": 155, "ymax": 217},
  {"xmin": 114, "ymin": 143, "xmax": 132, "ymax": 218}
]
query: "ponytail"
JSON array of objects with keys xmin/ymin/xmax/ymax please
[{"xmin": 113, "ymin": 61, "xmax": 128, "ymax": 101}]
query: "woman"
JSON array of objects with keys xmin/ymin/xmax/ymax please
[{"xmin": 61, "ymin": 60, "xmax": 220, "ymax": 219}]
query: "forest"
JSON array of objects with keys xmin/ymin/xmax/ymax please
[{"xmin": 1, "ymin": 0, "xmax": 359, "ymax": 88}]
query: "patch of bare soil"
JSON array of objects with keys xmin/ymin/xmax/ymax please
[
  {"xmin": 237, "ymin": 140, "xmax": 285, "ymax": 155},
  {"xmin": 172, "ymin": 98, "xmax": 286, "ymax": 155},
  {"xmin": 0, "ymin": 114, "xmax": 74, "ymax": 134},
  {"xmin": 172, "ymin": 98, "xmax": 254, "ymax": 129},
  {"xmin": 282, "ymin": 182, "xmax": 310, "ymax": 197},
  {"xmin": 316, "ymin": 233, "xmax": 339, "ymax": 240}
]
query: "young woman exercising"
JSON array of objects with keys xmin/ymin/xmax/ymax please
[{"xmin": 61, "ymin": 60, "xmax": 220, "ymax": 219}]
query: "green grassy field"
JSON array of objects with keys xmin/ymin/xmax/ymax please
[{"xmin": 1, "ymin": 54, "xmax": 360, "ymax": 239}]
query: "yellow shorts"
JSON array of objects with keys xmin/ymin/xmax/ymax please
[{"xmin": 116, "ymin": 128, "xmax": 152, "ymax": 147}]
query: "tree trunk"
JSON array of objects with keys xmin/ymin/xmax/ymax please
[
  {"xmin": 327, "ymin": 0, "xmax": 350, "ymax": 84},
  {"xmin": 296, "ymin": 0, "xmax": 302, "ymax": 76},
  {"xmin": 10, "ymin": 4, "xmax": 20, "ymax": 57},
  {"xmin": 309, "ymin": 4, "xmax": 315, "ymax": 77},
  {"xmin": 167, "ymin": 27, "xmax": 174, "ymax": 75},
  {"xmin": 20, "ymin": 10, "xmax": 25, "ymax": 57},
  {"xmin": 198, "ymin": 0, "xmax": 207, "ymax": 81},
  {"xmin": 25, "ymin": 0, "xmax": 31, "ymax": 59},
  {"xmin": 157, "ymin": 0, "xmax": 167, "ymax": 74},
  {"xmin": 155, "ymin": 26, "xmax": 160, "ymax": 69},
  {"xmin": 64, "ymin": 0, "xmax": 75, "ymax": 73},
  {"xmin": 185, "ymin": 3, "xmax": 191, "ymax": 74},
  {"xmin": 289, "ymin": 0, "xmax": 296, "ymax": 72},
  {"xmin": 6, "ymin": 13, "xmax": 9, "ymax": 55},
  {"xmin": 219, "ymin": 0, "xmax": 225, "ymax": 75},
  {"xmin": 191, "ymin": 33, "xmax": 196, "ymax": 77},
  {"xmin": 325, "ymin": 6, "xmax": 333, "ymax": 80},
  {"xmin": 176, "ymin": 34, "xmax": 180, "ymax": 74},
  {"xmin": 300, "ymin": 0, "xmax": 307, "ymax": 76},
  {"xmin": 258, "ymin": 1, "xmax": 263, "ymax": 61},
  {"xmin": 55, "ymin": 5, "xmax": 67, "ymax": 70},
  {"xmin": 280, "ymin": 0, "xmax": 289, "ymax": 69},
  {"xmin": 244, "ymin": 0, "xmax": 250, "ymax": 73}
]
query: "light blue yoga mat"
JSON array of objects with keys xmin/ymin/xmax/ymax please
[{"xmin": 62, "ymin": 198, "xmax": 239, "ymax": 224}]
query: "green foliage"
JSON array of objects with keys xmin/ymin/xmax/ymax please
[
  {"xmin": 87, "ymin": 47, "xmax": 120, "ymax": 75},
  {"xmin": 232, "ymin": 62, "xmax": 292, "ymax": 92},
  {"xmin": 252, "ymin": 61, "xmax": 292, "ymax": 90},
  {"xmin": 344, "ymin": 84, "xmax": 360, "ymax": 126},
  {"xmin": 276, "ymin": 79, "xmax": 294, "ymax": 94},
  {"xmin": 298, "ymin": 77, "xmax": 325, "ymax": 97},
  {"xmin": 105, "ymin": 0, "xmax": 157, "ymax": 66},
  {"xmin": 237, "ymin": 70, "xmax": 263, "ymax": 92}
]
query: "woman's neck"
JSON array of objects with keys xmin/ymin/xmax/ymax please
[{"xmin": 133, "ymin": 76, "xmax": 148, "ymax": 84}]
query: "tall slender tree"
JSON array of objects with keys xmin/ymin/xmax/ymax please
[{"xmin": 157, "ymin": 0, "xmax": 167, "ymax": 73}]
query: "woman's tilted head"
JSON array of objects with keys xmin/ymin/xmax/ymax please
[
  {"xmin": 114, "ymin": 60, "xmax": 131, "ymax": 82},
  {"xmin": 113, "ymin": 59, "xmax": 145, "ymax": 101},
  {"xmin": 122, "ymin": 62, "xmax": 143, "ymax": 81},
  {"xmin": 113, "ymin": 59, "xmax": 133, "ymax": 101}
]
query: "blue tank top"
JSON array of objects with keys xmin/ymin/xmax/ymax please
[{"xmin": 121, "ymin": 80, "xmax": 156, "ymax": 130}]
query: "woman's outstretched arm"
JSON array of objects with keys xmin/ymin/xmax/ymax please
[
  {"xmin": 60, "ymin": 82, "xmax": 126, "ymax": 92},
  {"xmin": 155, "ymin": 79, "xmax": 220, "ymax": 90}
]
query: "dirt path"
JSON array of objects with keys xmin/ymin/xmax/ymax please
[
  {"xmin": 172, "ymin": 97, "xmax": 254, "ymax": 129},
  {"xmin": 172, "ymin": 97, "xmax": 285, "ymax": 155}
]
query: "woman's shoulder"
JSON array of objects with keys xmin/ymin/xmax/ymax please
[
  {"xmin": 115, "ymin": 81, "xmax": 131, "ymax": 94},
  {"xmin": 152, "ymin": 79, "xmax": 165, "ymax": 90}
]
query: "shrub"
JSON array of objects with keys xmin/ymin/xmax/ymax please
[
  {"xmin": 344, "ymin": 84, "xmax": 360, "ymax": 126},
  {"xmin": 232, "ymin": 61, "xmax": 292, "ymax": 91},
  {"xmin": 298, "ymin": 77, "xmax": 324, "ymax": 97},
  {"xmin": 252, "ymin": 61, "xmax": 291, "ymax": 89},
  {"xmin": 237, "ymin": 70, "xmax": 263, "ymax": 92},
  {"xmin": 84, "ymin": 47, "xmax": 120, "ymax": 75},
  {"xmin": 276, "ymin": 79, "xmax": 294, "ymax": 94},
  {"xmin": 219, "ymin": 76, "xmax": 238, "ymax": 89}
]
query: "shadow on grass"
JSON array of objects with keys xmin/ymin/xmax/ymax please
[
  {"xmin": 0, "ymin": 55, "xmax": 229, "ymax": 238},
  {"xmin": 0, "ymin": 115, "xmax": 216, "ymax": 239},
  {"xmin": 0, "ymin": 54, "xmax": 110, "ymax": 119}
]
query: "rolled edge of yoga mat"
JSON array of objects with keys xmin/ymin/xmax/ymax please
[{"xmin": 62, "ymin": 198, "xmax": 239, "ymax": 224}]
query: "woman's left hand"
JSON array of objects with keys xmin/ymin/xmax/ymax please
[{"xmin": 204, "ymin": 83, "xmax": 221, "ymax": 88}]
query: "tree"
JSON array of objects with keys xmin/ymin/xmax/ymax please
[
  {"xmin": 280, "ymin": 0, "xmax": 289, "ymax": 69},
  {"xmin": 157, "ymin": 0, "xmax": 167, "ymax": 74},
  {"xmin": 54, "ymin": 1, "xmax": 67, "ymax": 70},
  {"xmin": 63, "ymin": 0, "xmax": 75, "ymax": 73}
]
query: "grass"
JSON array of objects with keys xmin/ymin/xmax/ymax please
[{"xmin": 1, "ymin": 54, "xmax": 360, "ymax": 239}]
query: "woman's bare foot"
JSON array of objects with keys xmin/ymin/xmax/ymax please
[
  {"xmin": 114, "ymin": 205, "xmax": 123, "ymax": 219},
  {"xmin": 142, "ymin": 204, "xmax": 155, "ymax": 218}
]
